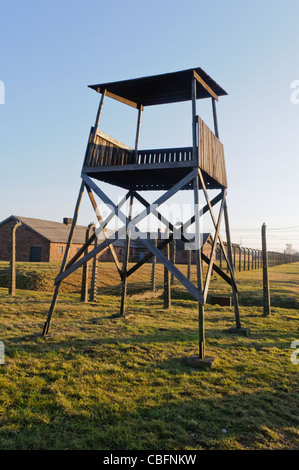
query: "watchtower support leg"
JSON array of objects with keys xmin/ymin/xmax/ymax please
[
  {"xmin": 43, "ymin": 181, "xmax": 85, "ymax": 335},
  {"xmin": 120, "ymin": 194, "xmax": 134, "ymax": 316},
  {"xmin": 223, "ymin": 198, "xmax": 242, "ymax": 329},
  {"xmin": 163, "ymin": 230, "xmax": 171, "ymax": 309},
  {"xmin": 193, "ymin": 174, "xmax": 205, "ymax": 359}
]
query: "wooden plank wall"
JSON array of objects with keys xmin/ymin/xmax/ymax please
[
  {"xmin": 84, "ymin": 129, "xmax": 134, "ymax": 167},
  {"xmin": 198, "ymin": 116, "xmax": 227, "ymax": 188}
]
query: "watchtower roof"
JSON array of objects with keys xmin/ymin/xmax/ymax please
[{"xmin": 88, "ymin": 67, "xmax": 228, "ymax": 107}]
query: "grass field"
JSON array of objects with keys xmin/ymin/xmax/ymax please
[{"xmin": 0, "ymin": 262, "xmax": 298, "ymax": 450}]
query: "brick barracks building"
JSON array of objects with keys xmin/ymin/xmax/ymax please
[{"xmin": 0, "ymin": 215, "xmax": 213, "ymax": 264}]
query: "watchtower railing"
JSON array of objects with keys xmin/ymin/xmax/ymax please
[{"xmin": 137, "ymin": 147, "xmax": 193, "ymax": 165}]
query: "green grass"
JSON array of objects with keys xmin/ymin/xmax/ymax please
[{"xmin": 0, "ymin": 263, "xmax": 298, "ymax": 450}]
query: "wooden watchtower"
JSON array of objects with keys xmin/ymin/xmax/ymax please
[{"xmin": 43, "ymin": 67, "xmax": 243, "ymax": 362}]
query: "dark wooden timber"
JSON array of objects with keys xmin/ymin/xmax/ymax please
[
  {"xmin": 43, "ymin": 181, "xmax": 85, "ymax": 335},
  {"xmin": 170, "ymin": 240, "xmax": 176, "ymax": 286},
  {"xmin": 193, "ymin": 70, "xmax": 218, "ymax": 101},
  {"xmin": 134, "ymin": 105, "xmax": 142, "ymax": 162},
  {"xmin": 120, "ymin": 194, "xmax": 134, "ymax": 316},
  {"xmin": 203, "ymin": 192, "xmax": 225, "ymax": 302},
  {"xmin": 81, "ymin": 224, "xmax": 94, "ymax": 302},
  {"xmin": 192, "ymin": 76, "xmax": 205, "ymax": 359},
  {"xmin": 262, "ymin": 223, "xmax": 271, "ymax": 316},
  {"xmin": 198, "ymin": 169, "xmax": 237, "ymax": 293},
  {"xmin": 56, "ymin": 170, "xmax": 198, "ymax": 286},
  {"xmin": 90, "ymin": 234, "xmax": 98, "ymax": 302},
  {"xmin": 151, "ymin": 240, "xmax": 157, "ymax": 291},
  {"xmin": 85, "ymin": 183, "xmax": 122, "ymax": 276},
  {"xmin": 163, "ymin": 230, "xmax": 171, "ymax": 309},
  {"xmin": 223, "ymin": 198, "xmax": 242, "ymax": 329},
  {"xmin": 9, "ymin": 221, "xmax": 22, "ymax": 296},
  {"xmin": 187, "ymin": 249, "xmax": 191, "ymax": 281},
  {"xmin": 212, "ymin": 97, "xmax": 219, "ymax": 138}
]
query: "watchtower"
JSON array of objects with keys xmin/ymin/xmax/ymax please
[{"xmin": 43, "ymin": 67, "xmax": 243, "ymax": 362}]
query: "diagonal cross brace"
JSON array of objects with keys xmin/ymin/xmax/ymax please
[
  {"xmin": 63, "ymin": 191, "xmax": 131, "ymax": 274},
  {"xmin": 56, "ymin": 169, "xmax": 197, "ymax": 285},
  {"xmin": 83, "ymin": 172, "xmax": 204, "ymax": 304},
  {"xmin": 197, "ymin": 169, "xmax": 238, "ymax": 293},
  {"xmin": 57, "ymin": 170, "xmax": 203, "ymax": 304}
]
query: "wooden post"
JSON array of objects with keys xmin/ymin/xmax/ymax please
[
  {"xmin": 193, "ymin": 174, "xmax": 205, "ymax": 358},
  {"xmin": 170, "ymin": 239, "xmax": 176, "ymax": 286},
  {"xmin": 212, "ymin": 98, "xmax": 219, "ymax": 139},
  {"xmin": 120, "ymin": 194, "xmax": 134, "ymax": 316},
  {"xmin": 89, "ymin": 229, "xmax": 98, "ymax": 302},
  {"xmin": 163, "ymin": 230, "xmax": 171, "ymax": 309},
  {"xmin": 223, "ymin": 199, "xmax": 242, "ymax": 329},
  {"xmin": 151, "ymin": 239, "xmax": 157, "ymax": 291},
  {"xmin": 134, "ymin": 104, "xmax": 142, "ymax": 163},
  {"xmin": 43, "ymin": 181, "xmax": 85, "ymax": 335},
  {"xmin": 187, "ymin": 249, "xmax": 191, "ymax": 281},
  {"xmin": 233, "ymin": 245, "xmax": 236, "ymax": 270},
  {"xmin": 262, "ymin": 223, "xmax": 271, "ymax": 316},
  {"xmin": 192, "ymin": 76, "xmax": 205, "ymax": 359},
  {"xmin": 81, "ymin": 224, "xmax": 94, "ymax": 302},
  {"xmin": 239, "ymin": 246, "xmax": 242, "ymax": 272},
  {"xmin": 9, "ymin": 221, "xmax": 22, "ymax": 296},
  {"xmin": 243, "ymin": 247, "xmax": 246, "ymax": 271}
]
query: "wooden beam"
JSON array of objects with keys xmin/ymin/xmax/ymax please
[
  {"xmin": 43, "ymin": 181, "xmax": 85, "ymax": 335},
  {"xmin": 56, "ymin": 171, "xmax": 197, "ymax": 286},
  {"xmin": 85, "ymin": 183, "xmax": 122, "ymax": 276},
  {"xmin": 92, "ymin": 89, "xmax": 106, "ymax": 142},
  {"xmin": 197, "ymin": 169, "xmax": 238, "ymax": 293},
  {"xmin": 135, "ymin": 105, "xmax": 142, "ymax": 163},
  {"xmin": 223, "ymin": 197, "xmax": 242, "ymax": 328},
  {"xmin": 193, "ymin": 70, "xmax": 218, "ymax": 102},
  {"xmin": 120, "ymin": 194, "xmax": 134, "ymax": 316},
  {"xmin": 163, "ymin": 230, "xmax": 171, "ymax": 309},
  {"xmin": 192, "ymin": 76, "xmax": 205, "ymax": 359},
  {"xmin": 201, "ymin": 252, "xmax": 232, "ymax": 286},
  {"xmin": 212, "ymin": 97, "xmax": 219, "ymax": 138},
  {"xmin": 127, "ymin": 236, "xmax": 173, "ymax": 278},
  {"xmin": 203, "ymin": 195, "xmax": 225, "ymax": 302},
  {"xmin": 82, "ymin": 169, "xmax": 198, "ymax": 231},
  {"xmin": 139, "ymin": 234, "xmax": 204, "ymax": 305},
  {"xmin": 262, "ymin": 223, "xmax": 271, "ymax": 316},
  {"xmin": 127, "ymin": 190, "xmax": 224, "ymax": 278},
  {"xmin": 98, "ymin": 88, "xmax": 143, "ymax": 110}
]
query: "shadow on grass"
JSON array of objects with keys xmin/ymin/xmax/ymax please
[{"xmin": 0, "ymin": 386, "xmax": 297, "ymax": 450}]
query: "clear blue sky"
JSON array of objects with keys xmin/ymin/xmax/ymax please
[{"xmin": 1, "ymin": 0, "xmax": 299, "ymax": 251}]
